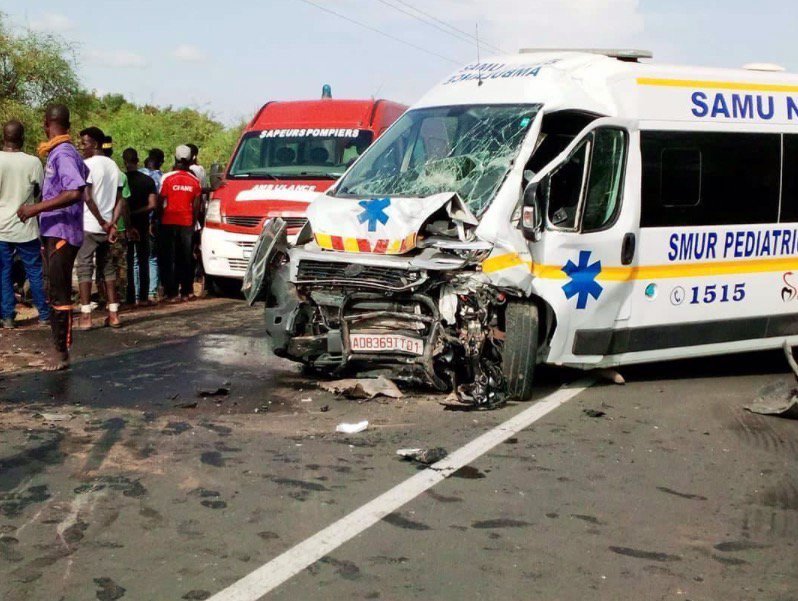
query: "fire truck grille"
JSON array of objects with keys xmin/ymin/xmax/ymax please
[
  {"xmin": 225, "ymin": 216, "xmax": 261, "ymax": 228},
  {"xmin": 225, "ymin": 216, "xmax": 307, "ymax": 230}
]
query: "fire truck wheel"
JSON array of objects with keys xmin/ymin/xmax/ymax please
[{"xmin": 206, "ymin": 276, "xmax": 242, "ymax": 298}]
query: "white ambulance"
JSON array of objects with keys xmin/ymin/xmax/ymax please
[{"xmin": 245, "ymin": 49, "xmax": 798, "ymax": 408}]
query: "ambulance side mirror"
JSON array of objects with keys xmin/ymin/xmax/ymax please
[{"xmin": 521, "ymin": 178, "xmax": 544, "ymax": 242}]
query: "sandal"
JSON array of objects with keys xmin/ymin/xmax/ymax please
[{"xmin": 105, "ymin": 316, "xmax": 122, "ymax": 329}]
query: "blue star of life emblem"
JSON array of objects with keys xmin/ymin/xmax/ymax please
[
  {"xmin": 561, "ymin": 250, "xmax": 603, "ymax": 309},
  {"xmin": 357, "ymin": 197, "xmax": 391, "ymax": 232}
]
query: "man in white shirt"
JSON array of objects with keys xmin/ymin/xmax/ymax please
[
  {"xmin": 75, "ymin": 126, "xmax": 124, "ymax": 329},
  {"xmin": 186, "ymin": 143, "xmax": 208, "ymax": 189},
  {"xmin": 0, "ymin": 120, "xmax": 49, "ymax": 328}
]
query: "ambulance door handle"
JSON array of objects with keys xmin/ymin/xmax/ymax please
[{"xmin": 621, "ymin": 233, "xmax": 636, "ymax": 265}]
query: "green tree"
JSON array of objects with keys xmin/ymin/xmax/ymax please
[{"xmin": 0, "ymin": 13, "xmax": 80, "ymax": 153}]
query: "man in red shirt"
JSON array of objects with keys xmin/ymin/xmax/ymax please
[{"xmin": 157, "ymin": 145, "xmax": 201, "ymax": 302}]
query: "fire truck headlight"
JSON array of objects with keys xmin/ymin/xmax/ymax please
[{"xmin": 206, "ymin": 199, "xmax": 222, "ymax": 224}]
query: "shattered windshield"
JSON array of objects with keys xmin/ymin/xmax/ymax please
[
  {"xmin": 228, "ymin": 129, "xmax": 374, "ymax": 179},
  {"xmin": 334, "ymin": 104, "xmax": 541, "ymax": 214}
]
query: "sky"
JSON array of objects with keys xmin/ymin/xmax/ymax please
[{"xmin": 4, "ymin": 0, "xmax": 798, "ymax": 125}]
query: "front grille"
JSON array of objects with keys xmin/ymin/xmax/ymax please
[
  {"xmin": 228, "ymin": 258, "xmax": 249, "ymax": 272},
  {"xmin": 296, "ymin": 260, "xmax": 423, "ymax": 290},
  {"xmin": 225, "ymin": 216, "xmax": 307, "ymax": 230},
  {"xmin": 281, "ymin": 217, "xmax": 308, "ymax": 229},
  {"xmin": 225, "ymin": 216, "xmax": 262, "ymax": 228},
  {"xmin": 233, "ymin": 241, "xmax": 256, "ymax": 250}
]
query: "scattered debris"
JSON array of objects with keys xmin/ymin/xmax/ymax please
[
  {"xmin": 746, "ymin": 342, "xmax": 798, "ymax": 419},
  {"xmin": 197, "ymin": 386, "xmax": 230, "ymax": 398},
  {"xmin": 300, "ymin": 397, "xmax": 313, "ymax": 403},
  {"xmin": 745, "ymin": 387, "xmax": 798, "ymax": 419},
  {"xmin": 320, "ymin": 405, "xmax": 329, "ymax": 412},
  {"xmin": 336, "ymin": 420, "xmax": 369, "ymax": 434},
  {"xmin": 320, "ymin": 376, "xmax": 403, "ymax": 400},
  {"xmin": 397, "ymin": 447, "xmax": 448, "ymax": 465},
  {"xmin": 254, "ymin": 405, "xmax": 269, "ymax": 413},
  {"xmin": 174, "ymin": 399, "xmax": 198, "ymax": 409},
  {"xmin": 35, "ymin": 412, "xmax": 71, "ymax": 422},
  {"xmin": 583, "ymin": 409, "xmax": 606, "ymax": 418}
]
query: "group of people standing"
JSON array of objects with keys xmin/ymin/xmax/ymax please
[{"xmin": 0, "ymin": 104, "xmax": 205, "ymax": 370}]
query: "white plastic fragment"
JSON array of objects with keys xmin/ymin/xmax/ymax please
[
  {"xmin": 38, "ymin": 412, "xmax": 71, "ymax": 421},
  {"xmin": 336, "ymin": 420, "xmax": 369, "ymax": 434},
  {"xmin": 320, "ymin": 376, "xmax": 403, "ymax": 400}
]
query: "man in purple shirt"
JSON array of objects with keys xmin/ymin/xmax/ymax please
[{"xmin": 17, "ymin": 104, "xmax": 89, "ymax": 371}]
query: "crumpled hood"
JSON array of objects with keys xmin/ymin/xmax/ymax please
[{"xmin": 307, "ymin": 192, "xmax": 478, "ymax": 254}]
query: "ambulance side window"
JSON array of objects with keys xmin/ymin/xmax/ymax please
[
  {"xmin": 582, "ymin": 128, "xmax": 627, "ymax": 231},
  {"xmin": 547, "ymin": 140, "xmax": 589, "ymax": 229},
  {"xmin": 641, "ymin": 131, "xmax": 780, "ymax": 226},
  {"xmin": 781, "ymin": 135, "xmax": 798, "ymax": 222}
]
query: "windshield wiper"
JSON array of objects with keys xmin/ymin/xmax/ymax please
[
  {"xmin": 232, "ymin": 171, "xmax": 280, "ymax": 180},
  {"xmin": 299, "ymin": 171, "xmax": 344, "ymax": 179}
]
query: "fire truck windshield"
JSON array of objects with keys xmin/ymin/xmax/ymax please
[{"xmin": 228, "ymin": 129, "xmax": 374, "ymax": 180}]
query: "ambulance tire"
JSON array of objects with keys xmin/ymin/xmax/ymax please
[{"xmin": 502, "ymin": 301, "xmax": 539, "ymax": 401}]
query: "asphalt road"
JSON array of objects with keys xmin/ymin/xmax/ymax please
[{"xmin": 1, "ymin": 300, "xmax": 796, "ymax": 601}]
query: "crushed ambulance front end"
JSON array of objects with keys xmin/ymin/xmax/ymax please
[{"xmin": 245, "ymin": 192, "xmax": 512, "ymax": 408}]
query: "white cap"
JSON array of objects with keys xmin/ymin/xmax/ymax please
[{"xmin": 175, "ymin": 144, "xmax": 192, "ymax": 160}]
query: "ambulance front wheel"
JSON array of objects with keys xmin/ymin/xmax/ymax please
[{"xmin": 502, "ymin": 301, "xmax": 539, "ymax": 401}]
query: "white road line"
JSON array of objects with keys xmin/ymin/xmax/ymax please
[{"xmin": 208, "ymin": 379, "xmax": 594, "ymax": 601}]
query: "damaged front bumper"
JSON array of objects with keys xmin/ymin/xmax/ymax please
[{"xmin": 247, "ymin": 218, "xmax": 511, "ymax": 409}]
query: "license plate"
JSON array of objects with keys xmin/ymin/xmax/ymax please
[
  {"xmin": 243, "ymin": 249, "xmax": 253, "ymax": 260},
  {"xmin": 350, "ymin": 333, "xmax": 424, "ymax": 356}
]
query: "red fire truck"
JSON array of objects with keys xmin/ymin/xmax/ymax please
[{"xmin": 202, "ymin": 88, "xmax": 407, "ymax": 291}]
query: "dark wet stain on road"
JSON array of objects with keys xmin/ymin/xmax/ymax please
[
  {"xmin": 271, "ymin": 477, "xmax": 329, "ymax": 492},
  {"xmin": 82, "ymin": 418, "xmax": 126, "ymax": 474},
  {"xmin": 162, "ymin": 422, "xmax": 192, "ymax": 436},
  {"xmin": 94, "ymin": 576, "xmax": 126, "ymax": 600},
  {"xmin": 182, "ymin": 590, "xmax": 211, "ymax": 600},
  {"xmin": 714, "ymin": 540, "xmax": 770, "ymax": 552},
  {"xmin": 0, "ymin": 430, "xmax": 65, "ymax": 493},
  {"xmin": 0, "ymin": 484, "xmax": 50, "ymax": 517},
  {"xmin": 189, "ymin": 488, "xmax": 220, "ymax": 498},
  {"xmin": 425, "ymin": 490, "xmax": 463, "ymax": 503},
  {"xmin": 0, "ymin": 536, "xmax": 22, "ymax": 562},
  {"xmin": 200, "ymin": 422, "xmax": 232, "ymax": 437},
  {"xmin": 62, "ymin": 520, "xmax": 88, "ymax": 544},
  {"xmin": 368, "ymin": 555, "xmax": 409, "ymax": 565},
  {"xmin": 382, "ymin": 512, "xmax": 432, "ymax": 531},
  {"xmin": 570, "ymin": 514, "xmax": 603, "ymax": 525},
  {"xmin": 0, "ymin": 332, "xmax": 302, "ymax": 415},
  {"xmin": 450, "ymin": 466, "xmax": 486, "ymax": 479},
  {"xmin": 318, "ymin": 556, "xmax": 362, "ymax": 580},
  {"xmin": 200, "ymin": 451, "xmax": 225, "ymax": 467},
  {"xmin": 471, "ymin": 519, "xmax": 531, "ymax": 529},
  {"xmin": 712, "ymin": 554, "xmax": 749, "ymax": 566},
  {"xmin": 257, "ymin": 531, "xmax": 280, "ymax": 540},
  {"xmin": 656, "ymin": 486, "xmax": 708, "ymax": 501},
  {"xmin": 609, "ymin": 546, "xmax": 682, "ymax": 562}
]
